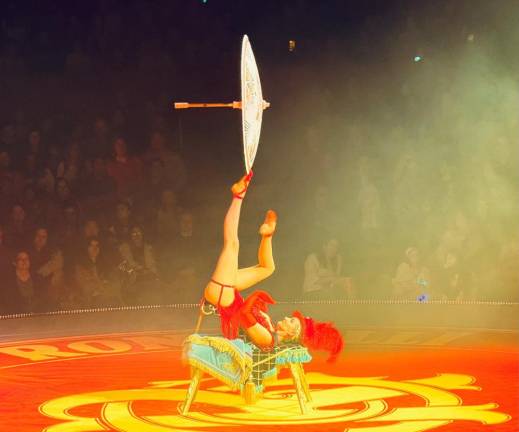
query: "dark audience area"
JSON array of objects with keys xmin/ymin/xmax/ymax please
[{"xmin": 1, "ymin": 1, "xmax": 517, "ymax": 315}]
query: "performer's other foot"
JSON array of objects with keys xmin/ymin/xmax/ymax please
[
  {"xmin": 259, "ymin": 209, "xmax": 277, "ymax": 236},
  {"xmin": 231, "ymin": 174, "xmax": 251, "ymax": 199}
]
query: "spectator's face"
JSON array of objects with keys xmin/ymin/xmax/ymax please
[
  {"xmin": 12, "ymin": 205, "xmax": 25, "ymax": 223},
  {"xmin": 56, "ymin": 180, "xmax": 70, "ymax": 200},
  {"xmin": 68, "ymin": 143, "xmax": 80, "ymax": 161},
  {"xmin": 180, "ymin": 213, "xmax": 193, "ymax": 234},
  {"xmin": 408, "ymin": 249, "xmax": 419, "ymax": 265},
  {"xmin": 15, "ymin": 252, "xmax": 30, "ymax": 271},
  {"xmin": 114, "ymin": 139, "xmax": 127, "ymax": 157},
  {"xmin": 84, "ymin": 220, "xmax": 99, "ymax": 238},
  {"xmin": 87, "ymin": 240, "xmax": 100, "ymax": 260},
  {"xmin": 150, "ymin": 133, "xmax": 164, "ymax": 151},
  {"xmin": 161, "ymin": 190, "xmax": 176, "ymax": 207},
  {"xmin": 38, "ymin": 168, "xmax": 55, "ymax": 194},
  {"xmin": 94, "ymin": 119, "xmax": 107, "ymax": 136},
  {"xmin": 0, "ymin": 151, "xmax": 11, "ymax": 168},
  {"xmin": 116, "ymin": 204, "xmax": 130, "ymax": 221},
  {"xmin": 324, "ymin": 239, "xmax": 339, "ymax": 259},
  {"xmin": 29, "ymin": 131, "xmax": 41, "ymax": 150},
  {"xmin": 34, "ymin": 229, "xmax": 48, "ymax": 249},
  {"xmin": 130, "ymin": 227, "xmax": 143, "ymax": 245}
]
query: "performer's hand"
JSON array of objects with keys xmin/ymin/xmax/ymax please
[
  {"xmin": 244, "ymin": 290, "xmax": 275, "ymax": 312},
  {"xmin": 239, "ymin": 290, "xmax": 275, "ymax": 329}
]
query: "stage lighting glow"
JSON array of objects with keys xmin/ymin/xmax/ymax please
[{"xmin": 414, "ymin": 55, "xmax": 423, "ymax": 62}]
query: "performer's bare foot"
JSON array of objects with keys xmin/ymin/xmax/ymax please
[
  {"xmin": 259, "ymin": 209, "xmax": 277, "ymax": 236},
  {"xmin": 231, "ymin": 174, "xmax": 252, "ymax": 199}
]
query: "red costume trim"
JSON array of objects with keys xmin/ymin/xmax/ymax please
[{"xmin": 209, "ymin": 279, "xmax": 245, "ymax": 340}]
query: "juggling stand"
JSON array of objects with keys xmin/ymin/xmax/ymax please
[{"xmin": 179, "ymin": 335, "xmax": 313, "ymax": 415}]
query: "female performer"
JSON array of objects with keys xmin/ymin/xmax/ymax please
[{"xmin": 203, "ymin": 174, "xmax": 344, "ymax": 362}]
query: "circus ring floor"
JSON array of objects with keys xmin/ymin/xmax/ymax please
[{"xmin": 0, "ymin": 301, "xmax": 517, "ymax": 432}]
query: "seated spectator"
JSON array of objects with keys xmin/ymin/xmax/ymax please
[
  {"xmin": 56, "ymin": 141, "xmax": 82, "ymax": 190},
  {"xmin": 86, "ymin": 117, "xmax": 111, "ymax": 158},
  {"xmin": 498, "ymin": 236, "xmax": 519, "ymax": 301},
  {"xmin": 55, "ymin": 178, "xmax": 74, "ymax": 205},
  {"xmin": 429, "ymin": 241, "xmax": 463, "ymax": 300},
  {"xmin": 22, "ymin": 129, "xmax": 44, "ymax": 175},
  {"xmin": 106, "ymin": 137, "xmax": 143, "ymax": 198},
  {"xmin": 0, "ymin": 225, "xmax": 13, "ymax": 280},
  {"xmin": 28, "ymin": 227, "xmax": 63, "ymax": 310},
  {"xmin": 118, "ymin": 225, "xmax": 164, "ymax": 305},
  {"xmin": 54, "ymin": 201, "xmax": 81, "ymax": 248},
  {"xmin": 74, "ymin": 237, "xmax": 120, "ymax": 307},
  {"xmin": 303, "ymin": 238, "xmax": 354, "ymax": 300},
  {"xmin": 5, "ymin": 251, "xmax": 43, "ymax": 313},
  {"xmin": 144, "ymin": 131, "xmax": 186, "ymax": 191},
  {"xmin": 155, "ymin": 188, "xmax": 181, "ymax": 247},
  {"xmin": 4, "ymin": 204, "xmax": 33, "ymax": 251},
  {"xmin": 82, "ymin": 219, "xmax": 101, "ymax": 240},
  {"xmin": 392, "ymin": 247, "xmax": 430, "ymax": 299},
  {"xmin": 81, "ymin": 157, "xmax": 116, "ymax": 199},
  {"xmin": 108, "ymin": 201, "xmax": 134, "ymax": 245},
  {"xmin": 161, "ymin": 211, "xmax": 204, "ymax": 303}
]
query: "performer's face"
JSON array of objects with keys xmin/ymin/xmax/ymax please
[{"xmin": 276, "ymin": 317, "xmax": 301, "ymax": 341}]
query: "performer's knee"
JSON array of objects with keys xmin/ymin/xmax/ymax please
[{"xmin": 223, "ymin": 238, "xmax": 240, "ymax": 252}]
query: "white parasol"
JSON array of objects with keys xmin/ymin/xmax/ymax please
[{"xmin": 174, "ymin": 35, "xmax": 270, "ymax": 174}]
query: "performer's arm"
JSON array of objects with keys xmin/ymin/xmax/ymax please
[
  {"xmin": 243, "ymin": 323, "xmax": 274, "ymax": 348},
  {"xmin": 239, "ymin": 290, "xmax": 275, "ymax": 349}
]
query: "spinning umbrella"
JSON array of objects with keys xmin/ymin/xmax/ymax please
[{"xmin": 174, "ymin": 35, "xmax": 270, "ymax": 174}]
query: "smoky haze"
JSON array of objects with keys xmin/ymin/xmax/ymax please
[{"xmin": 0, "ymin": 1, "xmax": 517, "ymax": 323}]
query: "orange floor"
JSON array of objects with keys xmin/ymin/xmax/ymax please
[{"xmin": 0, "ymin": 327, "xmax": 517, "ymax": 432}]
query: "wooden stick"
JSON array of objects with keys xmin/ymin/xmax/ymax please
[{"xmin": 174, "ymin": 101, "xmax": 242, "ymax": 109}]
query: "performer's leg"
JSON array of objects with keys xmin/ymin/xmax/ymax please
[
  {"xmin": 204, "ymin": 176, "xmax": 249, "ymax": 307},
  {"xmin": 236, "ymin": 210, "xmax": 277, "ymax": 291}
]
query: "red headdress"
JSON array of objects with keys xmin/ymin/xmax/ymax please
[{"xmin": 292, "ymin": 311, "xmax": 344, "ymax": 363}]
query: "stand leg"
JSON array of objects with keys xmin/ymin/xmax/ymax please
[
  {"xmin": 297, "ymin": 363, "xmax": 312, "ymax": 402},
  {"xmin": 243, "ymin": 379, "xmax": 256, "ymax": 404},
  {"xmin": 289, "ymin": 363, "xmax": 309, "ymax": 414},
  {"xmin": 179, "ymin": 367, "xmax": 203, "ymax": 415}
]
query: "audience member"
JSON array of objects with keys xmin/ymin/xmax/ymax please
[
  {"xmin": 109, "ymin": 201, "xmax": 134, "ymax": 245},
  {"xmin": 106, "ymin": 137, "xmax": 143, "ymax": 198},
  {"xmin": 144, "ymin": 132, "xmax": 186, "ymax": 191},
  {"xmin": 392, "ymin": 247, "xmax": 430, "ymax": 299},
  {"xmin": 4, "ymin": 204, "xmax": 33, "ymax": 251},
  {"xmin": 74, "ymin": 237, "xmax": 120, "ymax": 307},
  {"xmin": 6, "ymin": 251, "xmax": 41, "ymax": 313},
  {"xmin": 119, "ymin": 225, "xmax": 164, "ymax": 304},
  {"xmin": 303, "ymin": 238, "xmax": 354, "ymax": 300},
  {"xmin": 28, "ymin": 227, "xmax": 63, "ymax": 309},
  {"xmin": 161, "ymin": 211, "xmax": 204, "ymax": 303},
  {"xmin": 155, "ymin": 188, "xmax": 181, "ymax": 247}
]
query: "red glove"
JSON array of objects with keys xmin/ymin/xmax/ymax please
[{"xmin": 239, "ymin": 290, "xmax": 275, "ymax": 329}]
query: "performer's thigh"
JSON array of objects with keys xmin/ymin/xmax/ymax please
[
  {"xmin": 205, "ymin": 245, "xmax": 239, "ymax": 307},
  {"xmin": 236, "ymin": 266, "xmax": 272, "ymax": 291}
]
